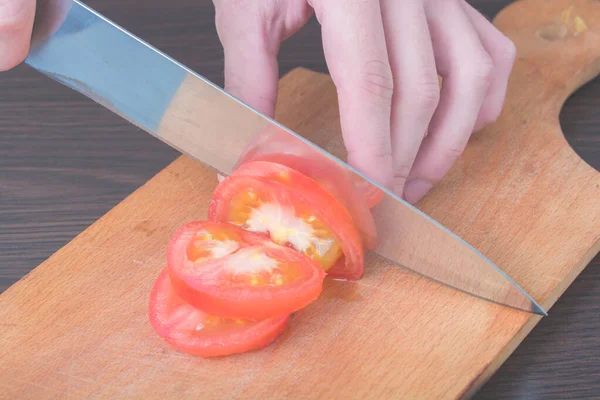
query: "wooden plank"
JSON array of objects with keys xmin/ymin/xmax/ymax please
[{"xmin": 1, "ymin": 0, "xmax": 599, "ymax": 398}]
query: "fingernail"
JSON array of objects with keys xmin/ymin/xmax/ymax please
[{"xmin": 403, "ymin": 179, "xmax": 433, "ymax": 204}]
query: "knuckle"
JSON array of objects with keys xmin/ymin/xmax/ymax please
[
  {"xmin": 404, "ymin": 77, "xmax": 440, "ymax": 114},
  {"xmin": 359, "ymin": 59, "xmax": 395, "ymax": 102},
  {"xmin": 392, "ymin": 164, "xmax": 411, "ymax": 184},
  {"xmin": 348, "ymin": 138, "xmax": 392, "ymax": 161},
  {"xmin": 475, "ymin": 55, "xmax": 494, "ymax": 81},
  {"xmin": 462, "ymin": 53, "xmax": 494, "ymax": 88},
  {"xmin": 495, "ymin": 36, "xmax": 517, "ymax": 67}
]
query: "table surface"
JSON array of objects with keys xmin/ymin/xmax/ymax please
[{"xmin": 1, "ymin": 0, "xmax": 598, "ymax": 398}]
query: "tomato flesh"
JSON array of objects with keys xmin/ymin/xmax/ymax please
[
  {"xmin": 225, "ymin": 183, "xmax": 343, "ymax": 271},
  {"xmin": 148, "ymin": 127, "xmax": 379, "ymax": 357},
  {"xmin": 209, "ymin": 161, "xmax": 365, "ymax": 280},
  {"xmin": 235, "ymin": 130, "xmax": 380, "ymax": 249},
  {"xmin": 167, "ymin": 221, "xmax": 326, "ymax": 320},
  {"xmin": 149, "ymin": 268, "xmax": 289, "ymax": 358}
]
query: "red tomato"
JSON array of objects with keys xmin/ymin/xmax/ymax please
[
  {"xmin": 351, "ymin": 175, "xmax": 385, "ymax": 209},
  {"xmin": 149, "ymin": 268, "xmax": 289, "ymax": 358},
  {"xmin": 167, "ymin": 221, "xmax": 325, "ymax": 320},
  {"xmin": 235, "ymin": 129, "xmax": 381, "ymax": 249},
  {"xmin": 208, "ymin": 161, "xmax": 365, "ymax": 280}
]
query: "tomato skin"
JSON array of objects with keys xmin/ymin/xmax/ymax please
[
  {"xmin": 365, "ymin": 187, "xmax": 384, "ymax": 209},
  {"xmin": 235, "ymin": 131, "xmax": 380, "ymax": 249},
  {"xmin": 167, "ymin": 220, "xmax": 326, "ymax": 320},
  {"xmin": 351, "ymin": 175, "xmax": 384, "ymax": 209},
  {"xmin": 149, "ymin": 268, "xmax": 289, "ymax": 358},
  {"xmin": 209, "ymin": 161, "xmax": 365, "ymax": 280}
]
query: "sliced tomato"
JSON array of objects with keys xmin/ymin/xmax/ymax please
[
  {"xmin": 351, "ymin": 174, "xmax": 385, "ymax": 209},
  {"xmin": 149, "ymin": 268, "xmax": 289, "ymax": 358},
  {"xmin": 208, "ymin": 161, "xmax": 365, "ymax": 280},
  {"xmin": 235, "ymin": 129, "xmax": 380, "ymax": 249},
  {"xmin": 167, "ymin": 220, "xmax": 325, "ymax": 320}
]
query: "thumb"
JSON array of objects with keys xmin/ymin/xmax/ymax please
[{"xmin": 0, "ymin": 0, "xmax": 36, "ymax": 71}]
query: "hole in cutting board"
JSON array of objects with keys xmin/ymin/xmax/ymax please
[
  {"xmin": 559, "ymin": 75, "xmax": 600, "ymax": 172},
  {"xmin": 537, "ymin": 23, "xmax": 569, "ymax": 41}
]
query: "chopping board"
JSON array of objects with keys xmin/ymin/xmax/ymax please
[{"xmin": 1, "ymin": 0, "xmax": 599, "ymax": 398}]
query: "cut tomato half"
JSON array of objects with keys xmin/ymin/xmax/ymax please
[
  {"xmin": 208, "ymin": 161, "xmax": 365, "ymax": 280},
  {"xmin": 235, "ymin": 129, "xmax": 381, "ymax": 248},
  {"xmin": 167, "ymin": 220, "xmax": 325, "ymax": 320},
  {"xmin": 149, "ymin": 268, "xmax": 289, "ymax": 358}
]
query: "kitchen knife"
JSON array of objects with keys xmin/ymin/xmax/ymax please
[{"xmin": 24, "ymin": 0, "xmax": 546, "ymax": 316}]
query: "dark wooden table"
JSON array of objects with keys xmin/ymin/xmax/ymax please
[{"xmin": 1, "ymin": 0, "xmax": 598, "ymax": 398}]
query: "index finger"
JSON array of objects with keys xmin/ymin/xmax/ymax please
[{"xmin": 311, "ymin": 0, "xmax": 393, "ymax": 188}]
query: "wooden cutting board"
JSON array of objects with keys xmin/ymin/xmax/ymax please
[{"xmin": 1, "ymin": 0, "xmax": 599, "ymax": 398}]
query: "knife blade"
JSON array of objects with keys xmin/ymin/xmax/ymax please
[{"xmin": 24, "ymin": 0, "xmax": 546, "ymax": 316}]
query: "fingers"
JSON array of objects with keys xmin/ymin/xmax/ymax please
[
  {"xmin": 212, "ymin": 0, "xmax": 513, "ymax": 206},
  {"xmin": 0, "ymin": 0, "xmax": 36, "ymax": 71},
  {"xmin": 381, "ymin": 0, "xmax": 439, "ymax": 195},
  {"xmin": 214, "ymin": 1, "xmax": 312, "ymax": 118},
  {"xmin": 403, "ymin": 0, "xmax": 494, "ymax": 203},
  {"xmin": 310, "ymin": 0, "xmax": 393, "ymax": 187},
  {"xmin": 460, "ymin": 0, "xmax": 516, "ymax": 131},
  {"xmin": 214, "ymin": 3, "xmax": 280, "ymax": 117},
  {"xmin": 213, "ymin": 0, "xmax": 312, "ymax": 182}
]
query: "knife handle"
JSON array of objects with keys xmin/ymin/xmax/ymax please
[{"xmin": 494, "ymin": 0, "xmax": 600, "ymax": 108}]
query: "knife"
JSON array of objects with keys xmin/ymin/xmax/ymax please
[{"xmin": 24, "ymin": 0, "xmax": 546, "ymax": 316}]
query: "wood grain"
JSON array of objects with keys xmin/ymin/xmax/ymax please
[{"xmin": 0, "ymin": 0, "xmax": 599, "ymax": 398}]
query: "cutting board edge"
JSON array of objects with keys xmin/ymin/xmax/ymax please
[
  {"xmin": 543, "ymin": 239, "xmax": 600, "ymax": 309},
  {"xmin": 462, "ymin": 238, "xmax": 600, "ymax": 398},
  {"xmin": 0, "ymin": 154, "xmax": 188, "ymax": 298},
  {"xmin": 2, "ymin": 59, "xmax": 599, "ymax": 399},
  {"xmin": 460, "ymin": 313, "xmax": 543, "ymax": 399}
]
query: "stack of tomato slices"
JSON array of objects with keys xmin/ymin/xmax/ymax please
[{"xmin": 148, "ymin": 160, "xmax": 382, "ymax": 357}]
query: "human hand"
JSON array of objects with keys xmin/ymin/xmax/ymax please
[
  {"xmin": 0, "ymin": 0, "xmax": 36, "ymax": 71},
  {"xmin": 213, "ymin": 0, "xmax": 516, "ymax": 203}
]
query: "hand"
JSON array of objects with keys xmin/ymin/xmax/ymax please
[
  {"xmin": 0, "ymin": 0, "xmax": 36, "ymax": 71},
  {"xmin": 213, "ymin": 0, "xmax": 516, "ymax": 203}
]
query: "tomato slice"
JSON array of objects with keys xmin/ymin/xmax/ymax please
[
  {"xmin": 208, "ymin": 161, "xmax": 365, "ymax": 280},
  {"xmin": 149, "ymin": 268, "xmax": 289, "ymax": 358},
  {"xmin": 167, "ymin": 220, "xmax": 325, "ymax": 320},
  {"xmin": 235, "ymin": 129, "xmax": 381, "ymax": 249},
  {"xmin": 351, "ymin": 175, "xmax": 385, "ymax": 209}
]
